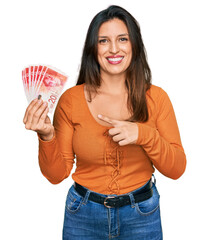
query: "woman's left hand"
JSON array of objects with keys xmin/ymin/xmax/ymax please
[{"xmin": 98, "ymin": 114, "xmax": 139, "ymax": 146}]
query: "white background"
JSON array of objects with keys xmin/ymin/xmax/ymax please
[{"xmin": 0, "ymin": 0, "xmax": 207, "ymax": 239}]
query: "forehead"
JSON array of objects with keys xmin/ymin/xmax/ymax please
[{"xmin": 98, "ymin": 18, "xmax": 129, "ymax": 36}]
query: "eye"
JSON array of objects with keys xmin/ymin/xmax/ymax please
[
  {"xmin": 119, "ymin": 37, "xmax": 128, "ymax": 42},
  {"xmin": 98, "ymin": 39, "xmax": 108, "ymax": 44}
]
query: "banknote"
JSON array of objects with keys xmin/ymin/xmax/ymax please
[{"xmin": 22, "ymin": 65, "xmax": 68, "ymax": 113}]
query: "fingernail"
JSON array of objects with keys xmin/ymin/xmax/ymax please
[{"xmin": 38, "ymin": 95, "xmax": 42, "ymax": 100}]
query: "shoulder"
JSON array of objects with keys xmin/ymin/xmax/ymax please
[
  {"xmin": 147, "ymin": 84, "xmax": 171, "ymax": 105},
  {"xmin": 146, "ymin": 84, "xmax": 173, "ymax": 117},
  {"xmin": 147, "ymin": 84, "xmax": 167, "ymax": 99},
  {"xmin": 58, "ymin": 84, "xmax": 84, "ymax": 103},
  {"xmin": 61, "ymin": 84, "xmax": 83, "ymax": 98},
  {"xmin": 54, "ymin": 84, "xmax": 84, "ymax": 118},
  {"xmin": 55, "ymin": 84, "xmax": 84, "ymax": 114}
]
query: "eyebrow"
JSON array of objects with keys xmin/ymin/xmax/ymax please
[{"xmin": 98, "ymin": 33, "xmax": 129, "ymax": 38}]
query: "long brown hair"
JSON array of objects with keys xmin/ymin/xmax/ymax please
[{"xmin": 76, "ymin": 5, "xmax": 152, "ymax": 122}]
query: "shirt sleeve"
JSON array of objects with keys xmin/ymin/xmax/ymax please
[
  {"xmin": 136, "ymin": 88, "xmax": 186, "ymax": 179},
  {"xmin": 38, "ymin": 91, "xmax": 75, "ymax": 184}
]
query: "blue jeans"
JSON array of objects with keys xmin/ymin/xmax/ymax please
[{"xmin": 63, "ymin": 179, "xmax": 163, "ymax": 239}]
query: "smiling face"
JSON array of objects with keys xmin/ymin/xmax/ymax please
[{"xmin": 97, "ymin": 18, "xmax": 132, "ymax": 78}]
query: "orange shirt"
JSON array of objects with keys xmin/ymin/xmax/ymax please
[{"xmin": 38, "ymin": 84, "xmax": 186, "ymax": 195}]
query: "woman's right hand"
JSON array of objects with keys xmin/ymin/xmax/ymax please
[{"xmin": 23, "ymin": 97, "xmax": 54, "ymax": 141}]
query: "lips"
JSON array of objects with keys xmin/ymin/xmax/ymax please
[{"xmin": 106, "ymin": 55, "xmax": 124, "ymax": 64}]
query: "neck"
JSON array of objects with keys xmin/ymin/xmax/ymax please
[{"xmin": 99, "ymin": 71, "xmax": 127, "ymax": 95}]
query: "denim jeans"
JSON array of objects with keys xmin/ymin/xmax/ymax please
[{"xmin": 63, "ymin": 179, "xmax": 163, "ymax": 239}]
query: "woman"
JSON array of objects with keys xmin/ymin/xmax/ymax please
[{"xmin": 23, "ymin": 5, "xmax": 186, "ymax": 240}]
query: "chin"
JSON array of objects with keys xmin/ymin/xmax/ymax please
[{"xmin": 107, "ymin": 68, "xmax": 128, "ymax": 76}]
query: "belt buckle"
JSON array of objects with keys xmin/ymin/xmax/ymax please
[{"xmin": 104, "ymin": 196, "xmax": 116, "ymax": 208}]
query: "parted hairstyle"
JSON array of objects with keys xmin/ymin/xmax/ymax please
[{"xmin": 76, "ymin": 5, "xmax": 152, "ymax": 122}]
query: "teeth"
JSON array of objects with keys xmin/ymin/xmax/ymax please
[{"xmin": 107, "ymin": 57, "xmax": 123, "ymax": 62}]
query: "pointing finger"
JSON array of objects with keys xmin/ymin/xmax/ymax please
[{"xmin": 97, "ymin": 114, "xmax": 118, "ymax": 126}]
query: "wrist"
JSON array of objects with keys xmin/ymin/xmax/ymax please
[{"xmin": 39, "ymin": 129, "xmax": 54, "ymax": 141}]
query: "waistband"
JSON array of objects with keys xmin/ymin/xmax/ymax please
[{"xmin": 74, "ymin": 179, "xmax": 153, "ymax": 208}]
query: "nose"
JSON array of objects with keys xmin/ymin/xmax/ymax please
[{"xmin": 109, "ymin": 41, "xmax": 119, "ymax": 54}]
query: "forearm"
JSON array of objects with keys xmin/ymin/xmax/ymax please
[
  {"xmin": 136, "ymin": 123, "xmax": 186, "ymax": 179},
  {"xmin": 38, "ymin": 134, "xmax": 69, "ymax": 184}
]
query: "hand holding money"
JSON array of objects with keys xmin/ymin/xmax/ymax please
[
  {"xmin": 22, "ymin": 65, "xmax": 68, "ymax": 113},
  {"xmin": 22, "ymin": 65, "xmax": 68, "ymax": 140},
  {"xmin": 23, "ymin": 96, "xmax": 54, "ymax": 141}
]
